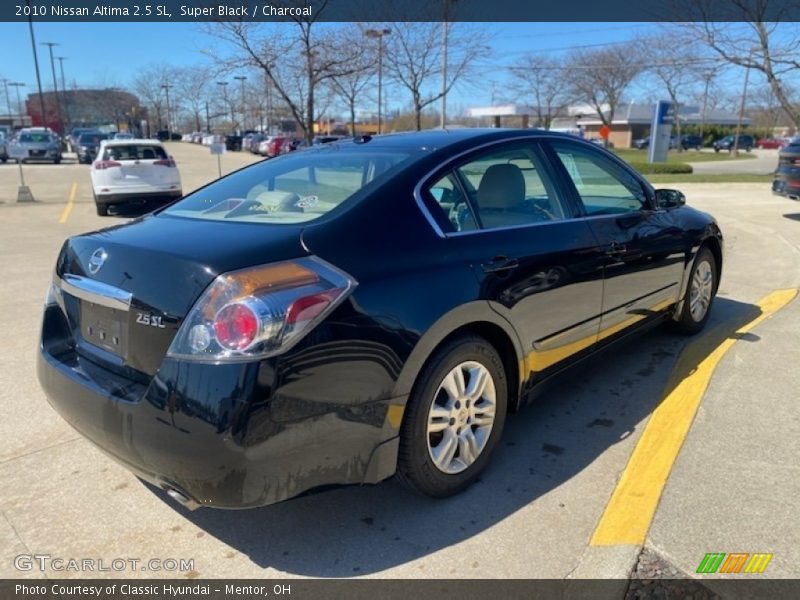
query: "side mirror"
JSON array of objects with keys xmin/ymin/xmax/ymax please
[{"xmin": 655, "ymin": 188, "xmax": 686, "ymax": 209}]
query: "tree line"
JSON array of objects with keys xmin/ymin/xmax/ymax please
[{"xmin": 128, "ymin": 3, "xmax": 800, "ymax": 144}]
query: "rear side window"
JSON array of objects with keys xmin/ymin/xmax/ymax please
[
  {"xmin": 423, "ymin": 142, "xmax": 568, "ymax": 233},
  {"xmin": 103, "ymin": 145, "xmax": 167, "ymax": 161},
  {"xmin": 165, "ymin": 147, "xmax": 413, "ymax": 224}
]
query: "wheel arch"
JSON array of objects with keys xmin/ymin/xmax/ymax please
[{"xmin": 392, "ymin": 302, "xmax": 525, "ymax": 414}]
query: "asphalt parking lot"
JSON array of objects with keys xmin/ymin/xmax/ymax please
[{"xmin": 1, "ymin": 142, "xmax": 798, "ymax": 587}]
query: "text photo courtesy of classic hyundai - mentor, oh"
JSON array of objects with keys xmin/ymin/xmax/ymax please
[{"xmin": 37, "ymin": 129, "xmax": 722, "ymax": 509}]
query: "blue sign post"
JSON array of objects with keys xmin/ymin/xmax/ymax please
[{"xmin": 647, "ymin": 100, "xmax": 674, "ymax": 163}]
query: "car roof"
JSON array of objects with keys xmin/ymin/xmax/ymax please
[
  {"xmin": 330, "ymin": 128, "xmax": 581, "ymax": 151},
  {"xmin": 101, "ymin": 138, "xmax": 164, "ymax": 146}
]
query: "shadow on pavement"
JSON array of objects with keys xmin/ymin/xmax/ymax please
[
  {"xmin": 783, "ymin": 213, "xmax": 800, "ymax": 222},
  {"xmin": 149, "ymin": 296, "xmax": 761, "ymax": 576},
  {"xmin": 107, "ymin": 201, "xmax": 169, "ymax": 219}
]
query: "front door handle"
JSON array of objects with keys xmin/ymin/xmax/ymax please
[{"xmin": 481, "ymin": 256, "xmax": 519, "ymax": 273}]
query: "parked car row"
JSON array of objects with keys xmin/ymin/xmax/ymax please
[
  {"xmin": 631, "ymin": 134, "xmax": 703, "ymax": 151},
  {"xmin": 627, "ymin": 133, "xmax": 797, "ymax": 152}
]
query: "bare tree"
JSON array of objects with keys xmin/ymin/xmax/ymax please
[
  {"xmin": 131, "ymin": 63, "xmax": 175, "ymax": 131},
  {"xmin": 206, "ymin": 6, "xmax": 368, "ymax": 143},
  {"xmin": 639, "ymin": 33, "xmax": 712, "ymax": 151},
  {"xmin": 175, "ymin": 66, "xmax": 212, "ymax": 133},
  {"xmin": 383, "ymin": 22, "xmax": 489, "ymax": 131},
  {"xmin": 564, "ymin": 43, "xmax": 643, "ymax": 129},
  {"xmin": 328, "ymin": 28, "xmax": 377, "ymax": 135},
  {"xmin": 682, "ymin": 2, "xmax": 800, "ymax": 128},
  {"xmin": 510, "ymin": 55, "xmax": 572, "ymax": 130}
]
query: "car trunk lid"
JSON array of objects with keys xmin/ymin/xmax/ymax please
[{"xmin": 54, "ymin": 214, "xmax": 307, "ymax": 376}]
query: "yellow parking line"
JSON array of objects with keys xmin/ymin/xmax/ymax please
[
  {"xmin": 59, "ymin": 182, "xmax": 78, "ymax": 224},
  {"xmin": 590, "ymin": 288, "xmax": 798, "ymax": 546}
]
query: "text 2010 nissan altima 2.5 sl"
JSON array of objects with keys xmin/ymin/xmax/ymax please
[{"xmin": 38, "ymin": 129, "xmax": 722, "ymax": 509}]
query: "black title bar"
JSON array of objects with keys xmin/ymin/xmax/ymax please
[{"xmin": 3, "ymin": 0, "xmax": 800, "ymax": 22}]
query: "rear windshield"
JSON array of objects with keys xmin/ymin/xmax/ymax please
[
  {"xmin": 79, "ymin": 133, "xmax": 108, "ymax": 144},
  {"xmin": 103, "ymin": 144, "xmax": 167, "ymax": 161},
  {"xmin": 19, "ymin": 133, "xmax": 54, "ymax": 143},
  {"xmin": 165, "ymin": 145, "xmax": 413, "ymax": 224}
]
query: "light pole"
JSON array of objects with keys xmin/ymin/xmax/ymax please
[
  {"xmin": 161, "ymin": 83, "xmax": 173, "ymax": 139},
  {"xmin": 26, "ymin": 1, "xmax": 47, "ymax": 128},
  {"xmin": 9, "ymin": 82, "xmax": 25, "ymax": 123},
  {"xmin": 365, "ymin": 28, "xmax": 391, "ymax": 135},
  {"xmin": 732, "ymin": 49, "xmax": 758, "ymax": 158},
  {"xmin": 234, "ymin": 75, "xmax": 247, "ymax": 132},
  {"xmin": 55, "ymin": 56, "xmax": 70, "ymax": 133},
  {"xmin": 216, "ymin": 81, "xmax": 230, "ymax": 131},
  {"xmin": 1, "ymin": 79, "xmax": 10, "ymax": 117},
  {"xmin": 699, "ymin": 70, "xmax": 714, "ymax": 149},
  {"xmin": 41, "ymin": 42, "xmax": 63, "ymax": 134},
  {"xmin": 440, "ymin": 0, "xmax": 458, "ymax": 129}
]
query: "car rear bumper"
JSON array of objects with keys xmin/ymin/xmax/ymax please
[
  {"xmin": 19, "ymin": 151, "xmax": 61, "ymax": 161},
  {"xmin": 95, "ymin": 190, "xmax": 182, "ymax": 205},
  {"xmin": 772, "ymin": 178, "xmax": 800, "ymax": 198},
  {"xmin": 37, "ymin": 302, "xmax": 401, "ymax": 509}
]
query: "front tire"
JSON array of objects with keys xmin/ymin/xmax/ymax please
[
  {"xmin": 672, "ymin": 246, "xmax": 717, "ymax": 335},
  {"xmin": 397, "ymin": 335, "xmax": 507, "ymax": 498}
]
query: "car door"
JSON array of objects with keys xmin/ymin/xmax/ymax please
[
  {"xmin": 422, "ymin": 139, "xmax": 606, "ymax": 381},
  {"xmin": 545, "ymin": 139, "xmax": 686, "ymax": 342}
]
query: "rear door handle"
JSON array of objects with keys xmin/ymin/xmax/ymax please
[
  {"xmin": 604, "ymin": 242, "xmax": 627, "ymax": 257},
  {"xmin": 481, "ymin": 256, "xmax": 520, "ymax": 273}
]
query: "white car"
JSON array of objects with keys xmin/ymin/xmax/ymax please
[{"xmin": 90, "ymin": 139, "xmax": 182, "ymax": 216}]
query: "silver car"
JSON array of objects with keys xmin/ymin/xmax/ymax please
[{"xmin": 9, "ymin": 130, "xmax": 62, "ymax": 164}]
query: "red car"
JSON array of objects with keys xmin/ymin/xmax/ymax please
[
  {"xmin": 258, "ymin": 136, "xmax": 293, "ymax": 158},
  {"xmin": 756, "ymin": 138, "xmax": 788, "ymax": 149}
]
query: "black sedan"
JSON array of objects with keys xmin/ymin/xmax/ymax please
[
  {"xmin": 76, "ymin": 132, "xmax": 109, "ymax": 164},
  {"xmin": 38, "ymin": 129, "xmax": 722, "ymax": 509},
  {"xmin": 772, "ymin": 137, "xmax": 800, "ymax": 199}
]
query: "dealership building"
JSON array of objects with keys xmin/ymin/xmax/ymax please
[{"xmin": 467, "ymin": 103, "xmax": 750, "ymax": 148}]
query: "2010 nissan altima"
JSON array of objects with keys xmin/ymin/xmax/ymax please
[{"xmin": 38, "ymin": 129, "xmax": 722, "ymax": 509}]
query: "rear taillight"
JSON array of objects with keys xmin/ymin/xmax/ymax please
[
  {"xmin": 93, "ymin": 160, "xmax": 121, "ymax": 170},
  {"xmin": 154, "ymin": 157, "xmax": 176, "ymax": 167},
  {"xmin": 167, "ymin": 257, "xmax": 356, "ymax": 361},
  {"xmin": 213, "ymin": 302, "xmax": 260, "ymax": 350}
]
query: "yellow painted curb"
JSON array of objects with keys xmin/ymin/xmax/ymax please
[{"xmin": 590, "ymin": 288, "xmax": 798, "ymax": 546}]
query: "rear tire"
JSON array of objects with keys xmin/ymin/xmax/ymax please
[
  {"xmin": 95, "ymin": 202, "xmax": 108, "ymax": 217},
  {"xmin": 397, "ymin": 335, "xmax": 507, "ymax": 498},
  {"xmin": 671, "ymin": 246, "xmax": 717, "ymax": 335}
]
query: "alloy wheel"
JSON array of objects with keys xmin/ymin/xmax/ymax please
[
  {"xmin": 689, "ymin": 259, "xmax": 714, "ymax": 322},
  {"xmin": 426, "ymin": 361, "xmax": 497, "ymax": 474}
]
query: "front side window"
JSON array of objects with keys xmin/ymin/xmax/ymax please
[
  {"xmin": 423, "ymin": 143, "xmax": 567, "ymax": 233},
  {"xmin": 165, "ymin": 146, "xmax": 413, "ymax": 224},
  {"xmin": 551, "ymin": 142, "xmax": 647, "ymax": 216}
]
